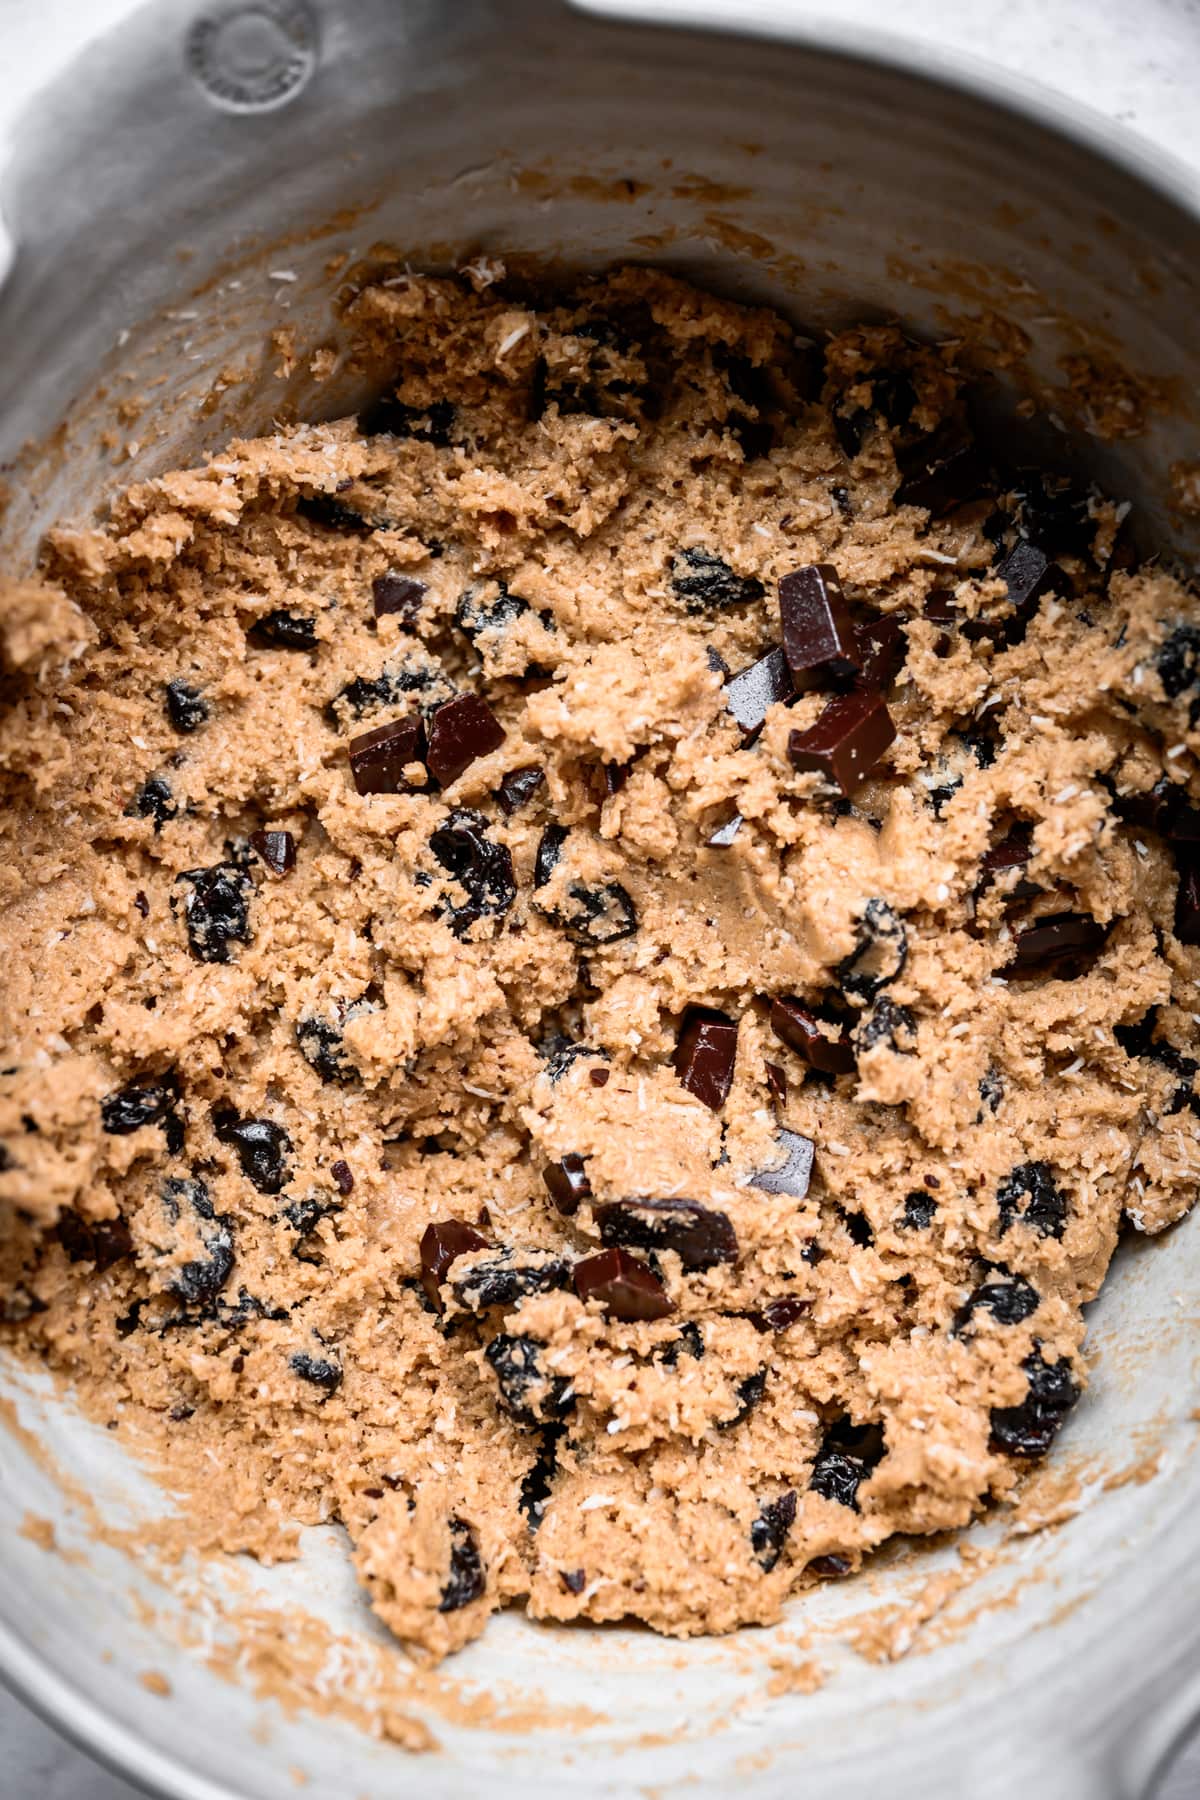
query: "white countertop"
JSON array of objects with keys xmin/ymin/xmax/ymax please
[{"xmin": 1, "ymin": 0, "xmax": 1199, "ymax": 1794}]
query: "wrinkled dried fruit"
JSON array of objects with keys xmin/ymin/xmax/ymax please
[
  {"xmin": 162, "ymin": 1176, "xmax": 234, "ymax": 1307},
  {"xmin": 853, "ymin": 996, "xmax": 917, "ymax": 1053},
  {"xmin": 290, "ymin": 1351, "xmax": 343, "ymax": 1394},
  {"xmin": 214, "ymin": 1110, "xmax": 293, "ymax": 1196},
  {"xmin": 429, "ymin": 808, "xmax": 516, "ymax": 936},
  {"xmin": 996, "ymin": 1161, "xmax": 1067, "ymax": 1239},
  {"xmin": 58, "ymin": 1210, "xmax": 133, "ymax": 1271},
  {"xmin": 165, "ymin": 679, "xmax": 209, "ymax": 733},
  {"xmin": 670, "ymin": 548, "xmax": 765, "ymax": 613},
  {"xmin": 250, "ymin": 609, "xmax": 318, "ymax": 650},
  {"xmin": 810, "ymin": 1418, "xmax": 885, "ymax": 1510},
  {"xmin": 101, "ymin": 1075, "xmax": 184, "ymax": 1155},
  {"xmin": 175, "ymin": 864, "xmax": 253, "ymax": 963},
  {"xmin": 496, "ymin": 765, "xmax": 546, "ymax": 815},
  {"xmin": 485, "ymin": 1333, "xmax": 575, "ymax": 1424},
  {"xmin": 450, "ymin": 1248, "xmax": 573, "ymax": 1310},
  {"xmin": 989, "ymin": 1349, "xmax": 1079, "ymax": 1457},
  {"xmin": 837, "ymin": 898, "xmax": 907, "ymax": 1004},
  {"xmin": 128, "ymin": 774, "xmax": 177, "ymax": 831},
  {"xmin": 439, "ymin": 1516, "xmax": 485, "ymax": 1611},
  {"xmin": 954, "ymin": 1268, "xmax": 1039, "ymax": 1333},
  {"xmin": 750, "ymin": 1490, "xmax": 797, "ymax": 1571}
]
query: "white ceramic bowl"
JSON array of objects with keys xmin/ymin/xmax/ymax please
[{"xmin": 2, "ymin": 5, "xmax": 1200, "ymax": 1796}]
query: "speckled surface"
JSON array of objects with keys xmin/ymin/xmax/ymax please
[{"xmin": 1, "ymin": 0, "xmax": 1199, "ymax": 1793}]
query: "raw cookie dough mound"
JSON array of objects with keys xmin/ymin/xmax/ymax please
[{"xmin": 2, "ymin": 266, "xmax": 1199, "ymax": 1659}]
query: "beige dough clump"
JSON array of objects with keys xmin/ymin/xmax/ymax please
[{"xmin": 2, "ymin": 266, "xmax": 1199, "ymax": 1659}]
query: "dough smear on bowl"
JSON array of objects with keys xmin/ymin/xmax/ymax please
[{"xmin": 1, "ymin": 266, "xmax": 1198, "ymax": 1659}]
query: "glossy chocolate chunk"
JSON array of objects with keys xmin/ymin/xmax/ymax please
[
  {"xmin": 250, "ymin": 609, "xmax": 318, "ymax": 650},
  {"xmin": 250, "ymin": 829, "xmax": 296, "ymax": 877},
  {"xmin": 754, "ymin": 1296, "xmax": 809, "ymax": 1332},
  {"xmin": 788, "ymin": 689, "xmax": 896, "ymax": 795},
  {"xmin": 673, "ymin": 1006, "xmax": 738, "ymax": 1111},
  {"xmin": 978, "ymin": 824, "xmax": 1036, "ymax": 897},
  {"xmin": 165, "ymin": 679, "xmax": 209, "ymax": 733},
  {"xmin": 764, "ymin": 1061, "xmax": 787, "ymax": 1106},
  {"xmin": 214, "ymin": 1111, "xmax": 292, "ymax": 1196},
  {"xmin": 596, "ymin": 1196, "xmax": 738, "ymax": 1271},
  {"xmin": 989, "ymin": 1349, "xmax": 1079, "ymax": 1458},
  {"xmin": 1111, "ymin": 777, "xmax": 1200, "ymax": 846},
  {"xmin": 837, "ymin": 898, "xmax": 907, "ymax": 1003},
  {"xmin": 810, "ymin": 1418, "xmax": 885, "ymax": 1510},
  {"xmin": 769, "ymin": 998, "xmax": 855, "ymax": 1075},
  {"xmin": 1003, "ymin": 912, "xmax": 1108, "ymax": 977},
  {"xmin": 496, "ymin": 764, "xmax": 546, "ymax": 816},
  {"xmin": 749, "ymin": 1128, "xmax": 815, "ymax": 1199},
  {"xmin": 855, "ymin": 611, "xmax": 908, "ymax": 687},
  {"xmin": 779, "ymin": 564, "xmax": 861, "ymax": 681},
  {"xmin": 348, "ymin": 715, "xmax": 426, "ymax": 796},
  {"xmin": 724, "ymin": 645, "xmax": 793, "ymax": 738},
  {"xmin": 419, "ymin": 1219, "xmax": 489, "ymax": 1313},
  {"xmin": 808, "ymin": 1553, "xmax": 852, "ymax": 1578},
  {"xmin": 997, "ymin": 1160, "xmax": 1067, "ymax": 1239},
  {"xmin": 671, "ymin": 548, "xmax": 765, "ymax": 614},
  {"xmin": 572, "ymin": 1247, "xmax": 673, "ymax": 1321},
  {"xmin": 426, "ymin": 694, "xmax": 506, "ymax": 786},
  {"xmin": 705, "ymin": 812, "xmax": 743, "ymax": 848},
  {"xmin": 451, "ymin": 1248, "xmax": 573, "ymax": 1310},
  {"xmin": 372, "ymin": 572, "xmax": 427, "ymax": 621},
  {"xmin": 429, "ymin": 808, "xmax": 516, "ymax": 936},
  {"xmin": 439, "ymin": 1517, "xmax": 486, "ymax": 1612},
  {"xmin": 543, "ymin": 1153, "xmax": 592, "ymax": 1217},
  {"xmin": 1176, "ymin": 855, "xmax": 1200, "ymax": 946},
  {"xmin": 894, "ymin": 426, "xmax": 989, "ymax": 516},
  {"xmin": 750, "ymin": 1490, "xmax": 797, "ymax": 1571},
  {"xmin": 175, "ymin": 864, "xmax": 252, "ymax": 963},
  {"xmin": 997, "ymin": 539, "xmax": 1052, "ymax": 611}
]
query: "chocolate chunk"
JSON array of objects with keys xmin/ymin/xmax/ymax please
[
  {"xmin": 250, "ymin": 609, "xmax": 318, "ymax": 650},
  {"xmin": 450, "ymin": 1248, "xmax": 573, "ymax": 1310},
  {"xmin": 249, "ymin": 829, "xmax": 296, "ymax": 878},
  {"xmin": 720, "ymin": 1369, "xmax": 767, "ymax": 1429},
  {"xmin": 533, "ymin": 823, "xmax": 568, "ymax": 887},
  {"xmin": 174, "ymin": 864, "xmax": 252, "ymax": 963},
  {"xmin": 989, "ymin": 1349, "xmax": 1079, "ymax": 1458},
  {"xmin": 833, "ymin": 405, "xmax": 870, "ymax": 461},
  {"xmin": 705, "ymin": 812, "xmax": 743, "ymax": 848},
  {"xmin": 997, "ymin": 1160, "xmax": 1067, "ymax": 1239},
  {"xmin": 590, "ymin": 1068, "xmax": 610, "ymax": 1088},
  {"xmin": 57, "ymin": 1210, "xmax": 133, "ymax": 1271},
  {"xmin": 954, "ymin": 1269, "xmax": 1040, "ymax": 1334},
  {"xmin": 348, "ymin": 715, "xmax": 426, "ymax": 796},
  {"xmin": 788, "ymin": 689, "xmax": 895, "ymax": 795},
  {"xmin": 724, "ymin": 646, "xmax": 793, "ymax": 739},
  {"xmin": 853, "ymin": 996, "xmax": 916, "ymax": 1053},
  {"xmin": 894, "ymin": 426, "xmax": 989, "ymax": 516},
  {"xmin": 750, "ymin": 1490, "xmax": 797, "ymax": 1571},
  {"xmin": 543, "ymin": 1153, "xmax": 591, "ymax": 1217},
  {"xmin": 769, "ymin": 998, "xmax": 855, "ymax": 1075},
  {"xmin": 330, "ymin": 1160, "xmax": 354, "ymax": 1196},
  {"xmin": 809, "ymin": 1553, "xmax": 852, "ymax": 1578},
  {"xmin": 290, "ymin": 1351, "xmax": 343, "ymax": 1394},
  {"xmin": 810, "ymin": 1418, "xmax": 885, "ymax": 1510},
  {"xmin": 359, "ymin": 395, "xmax": 455, "ymax": 445},
  {"xmin": 572, "ymin": 1247, "xmax": 673, "ymax": 1321},
  {"xmin": 1003, "ymin": 912, "xmax": 1108, "ymax": 977},
  {"xmin": 425, "ymin": 694, "xmax": 505, "ymax": 786},
  {"xmin": 764, "ymin": 1061, "xmax": 787, "ymax": 1106},
  {"xmin": 997, "ymin": 539, "xmax": 1052, "ymax": 614},
  {"xmin": 855, "ymin": 611, "xmax": 908, "ymax": 688},
  {"xmin": 429, "ymin": 808, "xmax": 516, "ymax": 935},
  {"xmin": 496, "ymin": 765, "xmax": 545, "ymax": 816},
  {"xmin": 750, "ymin": 1129, "xmax": 815, "ymax": 1199},
  {"xmin": 560, "ymin": 1566, "xmax": 586, "ymax": 1594},
  {"xmin": 670, "ymin": 547, "xmax": 765, "ymax": 614},
  {"xmin": 1176, "ymin": 855, "xmax": 1200, "ymax": 946},
  {"xmin": 296, "ymin": 493, "xmax": 374, "ymax": 533},
  {"xmin": 161, "ymin": 1176, "xmax": 234, "ymax": 1307},
  {"xmin": 1006, "ymin": 470, "xmax": 1095, "ymax": 558},
  {"xmin": 372, "ymin": 572, "xmax": 427, "ymax": 621},
  {"xmin": 101, "ymin": 1074, "xmax": 183, "ymax": 1154},
  {"xmin": 978, "ymin": 1068, "xmax": 1004, "ymax": 1114},
  {"xmin": 164, "ymin": 679, "xmax": 209, "ymax": 734},
  {"xmin": 419, "ymin": 1219, "xmax": 489, "ymax": 1313},
  {"xmin": 753, "ymin": 1296, "xmax": 809, "ymax": 1332},
  {"xmin": 213, "ymin": 1110, "xmax": 292, "ymax": 1196},
  {"xmin": 296, "ymin": 1015, "xmax": 355, "ymax": 1084},
  {"xmin": 779, "ymin": 564, "xmax": 861, "ymax": 682},
  {"xmin": 596, "ymin": 1196, "xmax": 738, "ymax": 1272},
  {"xmin": 1111, "ymin": 777, "xmax": 1200, "ymax": 846},
  {"xmin": 485, "ymin": 1333, "xmax": 575, "ymax": 1424},
  {"xmin": 978, "ymin": 825, "xmax": 1037, "ymax": 897},
  {"xmin": 439, "ymin": 1516, "xmax": 485, "ymax": 1612},
  {"xmin": 673, "ymin": 1006, "xmax": 738, "ymax": 1111},
  {"xmin": 1155, "ymin": 621, "xmax": 1200, "ymax": 701},
  {"xmin": 901, "ymin": 1191, "xmax": 937, "ymax": 1229},
  {"xmin": 837, "ymin": 898, "xmax": 907, "ymax": 1004}
]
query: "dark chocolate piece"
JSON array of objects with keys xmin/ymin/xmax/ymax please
[
  {"xmin": 810, "ymin": 1418, "xmax": 885, "ymax": 1510},
  {"xmin": 543, "ymin": 1153, "xmax": 592, "ymax": 1217},
  {"xmin": 769, "ymin": 999, "xmax": 855, "ymax": 1075},
  {"xmin": 348, "ymin": 715, "xmax": 426, "ymax": 796},
  {"xmin": 670, "ymin": 548, "xmax": 765, "ymax": 614},
  {"xmin": 894, "ymin": 426, "xmax": 989, "ymax": 516},
  {"xmin": 997, "ymin": 540, "xmax": 1052, "ymax": 612},
  {"xmin": 429, "ymin": 808, "xmax": 516, "ymax": 936},
  {"xmin": 837, "ymin": 897, "xmax": 907, "ymax": 1004},
  {"xmin": 1003, "ymin": 912, "xmax": 1108, "ymax": 977},
  {"xmin": 788, "ymin": 689, "xmax": 896, "ymax": 795},
  {"xmin": 996, "ymin": 1160, "xmax": 1067, "ymax": 1239},
  {"xmin": 724, "ymin": 646, "xmax": 793, "ymax": 738},
  {"xmin": 419, "ymin": 1219, "xmax": 489, "ymax": 1313},
  {"xmin": 990, "ymin": 1349, "xmax": 1079, "ymax": 1458},
  {"xmin": 808, "ymin": 1554, "xmax": 852, "ymax": 1578},
  {"xmin": 673, "ymin": 1006, "xmax": 738, "ymax": 1111},
  {"xmin": 213, "ymin": 1111, "xmax": 292, "ymax": 1196},
  {"xmin": 596, "ymin": 1196, "xmax": 738, "ymax": 1271},
  {"xmin": 764, "ymin": 1061, "xmax": 787, "ymax": 1106},
  {"xmin": 779, "ymin": 564, "xmax": 861, "ymax": 681},
  {"xmin": 249, "ymin": 829, "xmax": 296, "ymax": 878},
  {"xmin": 372, "ymin": 573, "xmax": 427, "ymax": 621},
  {"xmin": 57, "ymin": 1210, "xmax": 133, "ymax": 1271},
  {"xmin": 572, "ymin": 1247, "xmax": 673, "ymax": 1321},
  {"xmin": 439, "ymin": 1517, "xmax": 485, "ymax": 1612},
  {"xmin": 496, "ymin": 765, "xmax": 546, "ymax": 816},
  {"xmin": 754, "ymin": 1296, "xmax": 809, "ymax": 1332},
  {"xmin": 978, "ymin": 825, "xmax": 1036, "ymax": 897},
  {"xmin": 296, "ymin": 493, "xmax": 374, "ymax": 533},
  {"xmin": 250, "ymin": 609, "xmax": 318, "ymax": 650},
  {"xmin": 425, "ymin": 694, "xmax": 506, "ymax": 786},
  {"xmin": 174, "ymin": 864, "xmax": 252, "ymax": 963},
  {"xmin": 1110, "ymin": 777, "xmax": 1200, "ymax": 846},
  {"xmin": 590, "ymin": 1068, "xmax": 610, "ymax": 1088},
  {"xmin": 359, "ymin": 395, "xmax": 455, "ymax": 445},
  {"xmin": 165, "ymin": 679, "xmax": 209, "ymax": 734},
  {"xmin": 750, "ymin": 1490, "xmax": 797, "ymax": 1571},
  {"xmin": 855, "ymin": 611, "xmax": 908, "ymax": 687},
  {"xmin": 749, "ymin": 1129, "xmax": 815, "ymax": 1199},
  {"xmin": 705, "ymin": 813, "xmax": 743, "ymax": 848},
  {"xmin": 1176, "ymin": 855, "xmax": 1200, "ymax": 946}
]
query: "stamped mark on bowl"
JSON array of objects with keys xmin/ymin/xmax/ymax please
[{"xmin": 187, "ymin": 2, "xmax": 318, "ymax": 113}]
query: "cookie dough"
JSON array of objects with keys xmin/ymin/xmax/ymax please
[{"xmin": 2, "ymin": 266, "xmax": 1199, "ymax": 1660}]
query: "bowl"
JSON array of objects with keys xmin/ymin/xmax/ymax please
[{"xmin": 2, "ymin": 4, "xmax": 1200, "ymax": 1796}]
